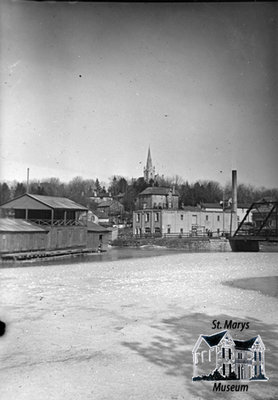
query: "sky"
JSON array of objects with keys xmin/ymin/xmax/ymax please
[{"xmin": 0, "ymin": 1, "xmax": 277, "ymax": 188}]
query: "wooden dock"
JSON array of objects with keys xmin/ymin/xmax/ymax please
[{"xmin": 0, "ymin": 247, "xmax": 103, "ymax": 262}]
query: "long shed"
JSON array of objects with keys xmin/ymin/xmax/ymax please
[
  {"xmin": 0, "ymin": 194, "xmax": 89, "ymax": 251},
  {"xmin": 0, "ymin": 218, "xmax": 48, "ymax": 254},
  {"xmin": 0, "ymin": 193, "xmax": 88, "ymax": 226}
]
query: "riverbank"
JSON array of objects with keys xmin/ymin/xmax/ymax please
[
  {"xmin": 0, "ymin": 238, "xmax": 231, "ymax": 266},
  {"xmin": 112, "ymin": 236, "xmax": 231, "ymax": 252}
]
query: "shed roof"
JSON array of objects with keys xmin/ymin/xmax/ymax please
[
  {"xmin": 139, "ymin": 187, "xmax": 179, "ymax": 196},
  {"xmin": 0, "ymin": 193, "xmax": 88, "ymax": 211},
  {"xmin": 87, "ymin": 221, "xmax": 110, "ymax": 232},
  {"xmin": 0, "ymin": 218, "xmax": 47, "ymax": 233}
]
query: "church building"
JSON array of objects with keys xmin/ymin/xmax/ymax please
[{"xmin": 144, "ymin": 147, "xmax": 155, "ymax": 183}]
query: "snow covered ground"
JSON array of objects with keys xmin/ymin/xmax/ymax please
[{"xmin": 0, "ymin": 250, "xmax": 277, "ymax": 400}]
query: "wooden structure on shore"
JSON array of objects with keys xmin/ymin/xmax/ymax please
[
  {"xmin": 0, "ymin": 194, "xmax": 111, "ymax": 260},
  {"xmin": 0, "ymin": 218, "xmax": 48, "ymax": 254},
  {"xmin": 0, "ymin": 193, "xmax": 88, "ymax": 226}
]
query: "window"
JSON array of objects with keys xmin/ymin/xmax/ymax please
[
  {"xmin": 181, "ymin": 214, "xmax": 184, "ymax": 220},
  {"xmin": 254, "ymin": 365, "xmax": 257, "ymax": 376},
  {"xmin": 228, "ymin": 348, "xmax": 231, "ymax": 359},
  {"xmin": 223, "ymin": 364, "xmax": 225, "ymax": 376},
  {"xmin": 222, "ymin": 348, "xmax": 225, "ymax": 358},
  {"xmin": 229, "ymin": 364, "xmax": 232, "ymax": 375},
  {"xmin": 206, "ymin": 215, "xmax": 208, "ymax": 221},
  {"xmin": 217, "ymin": 215, "xmax": 220, "ymax": 221},
  {"xmin": 136, "ymin": 213, "xmax": 140, "ymax": 223},
  {"xmin": 154, "ymin": 213, "xmax": 159, "ymax": 222},
  {"xmin": 155, "ymin": 227, "xmax": 161, "ymax": 233},
  {"xmin": 145, "ymin": 213, "xmax": 149, "ymax": 223},
  {"xmin": 238, "ymin": 353, "xmax": 242, "ymax": 359},
  {"xmin": 145, "ymin": 227, "xmax": 151, "ymax": 234},
  {"xmin": 254, "ymin": 351, "xmax": 257, "ymax": 361},
  {"xmin": 259, "ymin": 352, "xmax": 261, "ymax": 361}
]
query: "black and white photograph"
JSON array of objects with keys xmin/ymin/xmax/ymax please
[{"xmin": 0, "ymin": 1, "xmax": 277, "ymax": 399}]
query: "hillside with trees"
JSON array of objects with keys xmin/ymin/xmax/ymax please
[{"xmin": 1, "ymin": 176, "xmax": 277, "ymax": 216}]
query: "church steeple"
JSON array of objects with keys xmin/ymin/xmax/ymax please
[
  {"xmin": 144, "ymin": 146, "xmax": 155, "ymax": 183},
  {"xmin": 146, "ymin": 146, "xmax": 152, "ymax": 169}
]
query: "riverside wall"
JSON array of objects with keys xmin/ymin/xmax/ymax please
[{"xmin": 112, "ymin": 236, "xmax": 231, "ymax": 252}]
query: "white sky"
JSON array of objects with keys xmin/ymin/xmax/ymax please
[{"xmin": 0, "ymin": 2, "xmax": 277, "ymax": 187}]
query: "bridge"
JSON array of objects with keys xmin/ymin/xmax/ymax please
[{"xmin": 229, "ymin": 199, "xmax": 278, "ymax": 251}]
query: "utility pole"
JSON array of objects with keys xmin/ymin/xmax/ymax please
[
  {"xmin": 26, "ymin": 168, "xmax": 30, "ymax": 194},
  {"xmin": 222, "ymin": 189, "xmax": 225, "ymax": 235},
  {"xmin": 230, "ymin": 170, "xmax": 238, "ymax": 235}
]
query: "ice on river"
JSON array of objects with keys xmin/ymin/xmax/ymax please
[{"xmin": 0, "ymin": 250, "xmax": 277, "ymax": 400}]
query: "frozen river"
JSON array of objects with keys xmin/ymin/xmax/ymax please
[{"xmin": 0, "ymin": 248, "xmax": 277, "ymax": 400}]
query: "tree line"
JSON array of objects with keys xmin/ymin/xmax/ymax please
[{"xmin": 0, "ymin": 175, "xmax": 277, "ymax": 213}]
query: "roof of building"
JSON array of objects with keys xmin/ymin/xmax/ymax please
[
  {"xmin": 0, "ymin": 218, "xmax": 47, "ymax": 233},
  {"xmin": 202, "ymin": 203, "xmax": 222, "ymax": 209},
  {"xmin": 237, "ymin": 203, "xmax": 251, "ymax": 209},
  {"xmin": 234, "ymin": 337, "xmax": 258, "ymax": 350},
  {"xmin": 139, "ymin": 187, "xmax": 179, "ymax": 196},
  {"xmin": 182, "ymin": 206, "xmax": 200, "ymax": 212},
  {"xmin": 0, "ymin": 193, "xmax": 88, "ymax": 211},
  {"xmin": 202, "ymin": 202, "xmax": 250, "ymax": 210},
  {"xmin": 97, "ymin": 200, "xmax": 113, "ymax": 208},
  {"xmin": 202, "ymin": 331, "xmax": 227, "ymax": 347},
  {"xmin": 87, "ymin": 221, "xmax": 110, "ymax": 232},
  {"xmin": 97, "ymin": 199, "xmax": 123, "ymax": 208}
]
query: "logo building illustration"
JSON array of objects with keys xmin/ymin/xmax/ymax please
[{"xmin": 192, "ymin": 330, "xmax": 268, "ymax": 381}]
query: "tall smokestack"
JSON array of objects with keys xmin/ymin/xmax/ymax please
[{"xmin": 232, "ymin": 170, "xmax": 237, "ymax": 213}]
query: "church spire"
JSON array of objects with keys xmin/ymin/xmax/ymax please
[
  {"xmin": 146, "ymin": 146, "xmax": 152, "ymax": 169},
  {"xmin": 144, "ymin": 146, "xmax": 155, "ymax": 183}
]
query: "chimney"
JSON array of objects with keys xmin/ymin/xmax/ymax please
[{"xmin": 232, "ymin": 170, "xmax": 237, "ymax": 213}]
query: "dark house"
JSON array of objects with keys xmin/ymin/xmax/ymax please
[
  {"xmin": 97, "ymin": 199, "xmax": 124, "ymax": 223},
  {"xmin": 87, "ymin": 221, "xmax": 111, "ymax": 252},
  {"xmin": 135, "ymin": 187, "xmax": 179, "ymax": 210}
]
